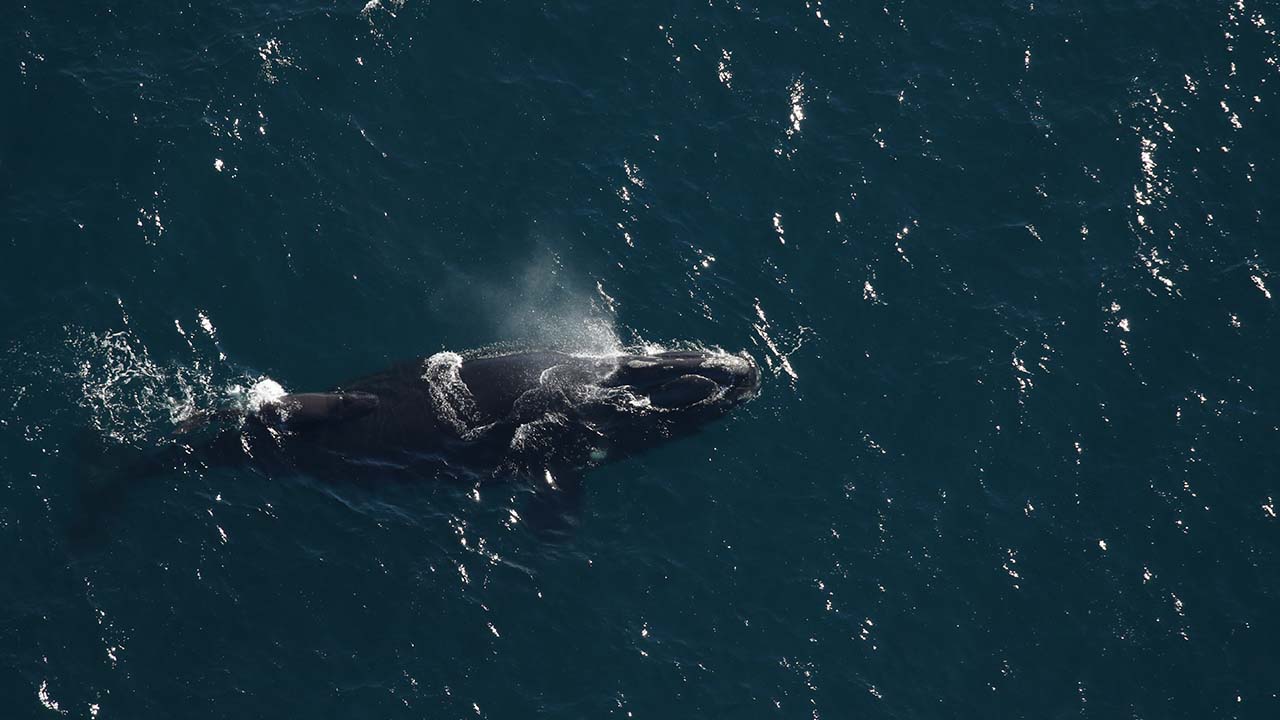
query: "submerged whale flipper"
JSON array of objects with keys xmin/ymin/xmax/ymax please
[
  {"xmin": 517, "ymin": 470, "xmax": 587, "ymax": 541},
  {"xmin": 173, "ymin": 409, "xmax": 240, "ymax": 435},
  {"xmin": 67, "ymin": 430, "xmax": 196, "ymax": 550}
]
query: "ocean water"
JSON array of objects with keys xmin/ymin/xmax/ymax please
[{"xmin": 3, "ymin": 0, "xmax": 1278, "ymax": 717}]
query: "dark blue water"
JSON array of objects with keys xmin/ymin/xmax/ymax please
[{"xmin": 4, "ymin": 1, "xmax": 1279, "ymax": 717}]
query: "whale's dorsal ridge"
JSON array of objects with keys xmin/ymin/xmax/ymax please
[{"xmin": 255, "ymin": 391, "xmax": 381, "ymax": 430}]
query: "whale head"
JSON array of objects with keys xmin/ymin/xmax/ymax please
[
  {"xmin": 603, "ymin": 350, "xmax": 761, "ymax": 410},
  {"xmin": 531, "ymin": 348, "xmax": 760, "ymax": 466},
  {"xmin": 452, "ymin": 347, "xmax": 761, "ymax": 472}
]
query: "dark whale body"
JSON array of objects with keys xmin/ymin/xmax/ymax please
[
  {"xmin": 67, "ymin": 347, "xmax": 759, "ymax": 543},
  {"xmin": 174, "ymin": 347, "xmax": 761, "ymax": 480}
]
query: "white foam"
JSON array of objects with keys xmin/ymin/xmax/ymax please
[
  {"xmin": 69, "ymin": 308, "xmax": 287, "ymax": 443},
  {"xmin": 509, "ymin": 412, "xmax": 567, "ymax": 452},
  {"xmin": 423, "ymin": 351, "xmax": 478, "ymax": 435},
  {"xmin": 246, "ymin": 378, "xmax": 286, "ymax": 410},
  {"xmin": 70, "ymin": 326, "xmax": 217, "ymax": 443}
]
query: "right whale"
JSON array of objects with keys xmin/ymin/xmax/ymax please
[{"xmin": 168, "ymin": 346, "xmax": 762, "ymax": 481}]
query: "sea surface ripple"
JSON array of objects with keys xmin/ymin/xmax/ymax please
[{"xmin": 2, "ymin": 1, "xmax": 1278, "ymax": 718}]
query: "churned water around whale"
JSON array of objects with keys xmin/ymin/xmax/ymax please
[{"xmin": 3, "ymin": 1, "xmax": 1279, "ymax": 718}]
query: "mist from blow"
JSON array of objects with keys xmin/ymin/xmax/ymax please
[
  {"xmin": 462, "ymin": 249, "xmax": 739, "ymax": 363},
  {"xmin": 473, "ymin": 251, "xmax": 627, "ymax": 359}
]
